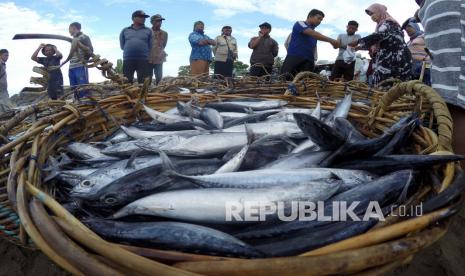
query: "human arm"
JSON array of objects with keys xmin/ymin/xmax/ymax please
[
  {"xmin": 302, "ymin": 28, "xmax": 340, "ymax": 48},
  {"xmin": 353, "ymin": 22, "xmax": 392, "ymax": 50},
  {"xmin": 163, "ymin": 31, "xmax": 168, "ymax": 49},
  {"xmin": 272, "ymin": 40, "xmax": 279, "ymax": 57},
  {"xmin": 232, "ymin": 38, "xmax": 238, "ymax": 60},
  {"xmin": 53, "ymin": 45, "xmax": 63, "ymax": 59},
  {"xmin": 31, "ymin": 43, "xmax": 45, "ymax": 62},
  {"xmin": 248, "ymin": 32, "xmax": 263, "ymax": 49},
  {"xmin": 119, "ymin": 30, "xmax": 125, "ymax": 50}
]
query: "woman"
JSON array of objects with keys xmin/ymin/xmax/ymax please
[
  {"xmin": 403, "ymin": 20, "xmax": 431, "ymax": 85},
  {"xmin": 351, "ymin": 3, "xmax": 412, "ymax": 86},
  {"xmin": 212, "ymin": 26, "xmax": 238, "ymax": 79},
  {"xmin": 188, "ymin": 21, "xmax": 216, "ymax": 76},
  {"xmin": 415, "ymin": 0, "xmax": 465, "ymax": 168}
]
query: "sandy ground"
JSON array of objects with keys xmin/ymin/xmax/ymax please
[{"xmin": 1, "ymin": 206, "xmax": 464, "ymax": 276}]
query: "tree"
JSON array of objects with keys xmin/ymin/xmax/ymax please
[
  {"xmin": 115, "ymin": 59, "xmax": 123, "ymax": 74},
  {"xmin": 234, "ymin": 60, "xmax": 249, "ymax": 77},
  {"xmin": 178, "ymin": 65, "xmax": 191, "ymax": 76},
  {"xmin": 274, "ymin": 57, "xmax": 284, "ymax": 69}
]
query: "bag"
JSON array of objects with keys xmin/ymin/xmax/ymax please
[{"xmin": 343, "ymin": 46, "xmax": 356, "ymax": 64}]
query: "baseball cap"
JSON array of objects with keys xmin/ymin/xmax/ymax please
[
  {"xmin": 151, "ymin": 14, "xmax": 166, "ymax": 22},
  {"xmin": 259, "ymin": 22, "xmax": 272, "ymax": 29},
  {"xmin": 132, "ymin": 10, "xmax": 149, "ymax": 19}
]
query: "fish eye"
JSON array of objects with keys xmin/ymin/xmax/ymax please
[
  {"xmin": 81, "ymin": 180, "xmax": 93, "ymax": 187},
  {"xmin": 103, "ymin": 195, "xmax": 118, "ymax": 205}
]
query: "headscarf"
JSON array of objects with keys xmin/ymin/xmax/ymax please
[
  {"xmin": 365, "ymin": 4, "xmax": 399, "ymax": 31},
  {"xmin": 193, "ymin": 21, "xmax": 204, "ymax": 34},
  {"xmin": 406, "ymin": 21, "xmax": 424, "ymax": 40}
]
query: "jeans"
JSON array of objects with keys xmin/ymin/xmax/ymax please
[
  {"xmin": 69, "ymin": 66, "xmax": 89, "ymax": 98},
  {"xmin": 150, "ymin": 63, "xmax": 163, "ymax": 85}
]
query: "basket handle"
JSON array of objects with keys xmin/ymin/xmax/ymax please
[
  {"xmin": 284, "ymin": 71, "xmax": 324, "ymax": 96},
  {"xmin": 368, "ymin": 80, "xmax": 453, "ymax": 151}
]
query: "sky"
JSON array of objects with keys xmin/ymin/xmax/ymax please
[{"xmin": 0, "ymin": 0, "xmax": 420, "ymax": 95}]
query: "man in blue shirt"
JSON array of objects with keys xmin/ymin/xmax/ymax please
[
  {"xmin": 120, "ymin": 10, "xmax": 153, "ymax": 84},
  {"xmin": 281, "ymin": 9, "xmax": 340, "ymax": 80}
]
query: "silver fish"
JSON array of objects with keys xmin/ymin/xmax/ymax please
[
  {"xmin": 70, "ymin": 155, "xmax": 165, "ymax": 199},
  {"xmin": 111, "ymin": 181, "xmax": 340, "ymax": 223}
]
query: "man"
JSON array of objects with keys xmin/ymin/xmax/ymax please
[
  {"xmin": 213, "ymin": 26, "xmax": 238, "ymax": 79},
  {"xmin": 120, "ymin": 10, "xmax": 152, "ymax": 83},
  {"xmin": 31, "ymin": 44, "xmax": 64, "ymax": 100},
  {"xmin": 148, "ymin": 14, "xmax": 168, "ymax": 85},
  {"xmin": 0, "ymin": 49, "xmax": 13, "ymax": 113},
  {"xmin": 331, "ymin": 20, "xmax": 361, "ymax": 81},
  {"xmin": 415, "ymin": 0, "xmax": 465, "ymax": 168},
  {"xmin": 281, "ymin": 9, "xmax": 340, "ymax": 80},
  {"xmin": 248, "ymin": 22, "xmax": 279, "ymax": 77},
  {"xmin": 65, "ymin": 22, "xmax": 93, "ymax": 98}
]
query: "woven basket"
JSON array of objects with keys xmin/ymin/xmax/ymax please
[{"xmin": 0, "ymin": 77, "xmax": 462, "ymax": 275}]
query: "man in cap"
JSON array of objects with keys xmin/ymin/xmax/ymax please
[
  {"xmin": 120, "ymin": 10, "xmax": 153, "ymax": 83},
  {"xmin": 0, "ymin": 49, "xmax": 13, "ymax": 113},
  {"xmin": 281, "ymin": 9, "xmax": 340, "ymax": 80},
  {"xmin": 149, "ymin": 14, "xmax": 168, "ymax": 85},
  {"xmin": 248, "ymin": 22, "xmax": 279, "ymax": 78}
]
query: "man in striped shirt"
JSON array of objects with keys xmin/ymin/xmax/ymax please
[{"xmin": 416, "ymin": 0, "xmax": 465, "ymax": 167}]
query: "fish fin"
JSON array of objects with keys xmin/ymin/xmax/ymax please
[
  {"xmin": 244, "ymin": 123, "xmax": 259, "ymax": 145},
  {"xmin": 246, "ymin": 107, "xmax": 254, "ymax": 115},
  {"xmin": 398, "ymin": 170, "xmax": 414, "ymax": 203},
  {"xmin": 280, "ymin": 136, "xmax": 298, "ymax": 148},
  {"xmin": 126, "ymin": 150, "xmax": 141, "ymax": 169},
  {"xmin": 59, "ymin": 153, "xmax": 73, "ymax": 167},
  {"xmin": 159, "ymin": 150, "xmax": 182, "ymax": 179}
]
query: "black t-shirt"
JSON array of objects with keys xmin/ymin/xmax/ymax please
[{"xmin": 37, "ymin": 56, "xmax": 64, "ymax": 87}]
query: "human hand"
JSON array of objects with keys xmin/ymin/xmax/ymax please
[
  {"xmin": 39, "ymin": 43, "xmax": 46, "ymax": 48},
  {"xmin": 330, "ymin": 39, "xmax": 340, "ymax": 49}
]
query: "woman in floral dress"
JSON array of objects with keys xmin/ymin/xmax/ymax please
[{"xmin": 352, "ymin": 3, "xmax": 412, "ymax": 86}]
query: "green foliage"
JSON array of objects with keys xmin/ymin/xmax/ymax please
[
  {"xmin": 115, "ymin": 59, "xmax": 123, "ymax": 74},
  {"xmin": 178, "ymin": 65, "xmax": 191, "ymax": 76}
]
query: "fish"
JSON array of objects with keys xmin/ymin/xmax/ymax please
[
  {"xmin": 333, "ymin": 117, "xmax": 366, "ymax": 141},
  {"xmin": 205, "ymin": 99, "xmax": 287, "ymax": 112},
  {"xmin": 65, "ymin": 142, "xmax": 120, "ymax": 163},
  {"xmin": 162, "ymin": 152, "xmax": 373, "ymax": 189},
  {"xmin": 143, "ymin": 104, "xmax": 203, "ymax": 125},
  {"xmin": 120, "ymin": 126, "xmax": 213, "ymax": 140},
  {"xmin": 223, "ymin": 121, "xmax": 304, "ymax": 138},
  {"xmin": 253, "ymin": 219, "xmax": 378, "ymax": 257},
  {"xmin": 261, "ymin": 150, "xmax": 331, "ymax": 170},
  {"xmin": 200, "ymin": 107, "xmax": 224, "ymax": 129},
  {"xmin": 149, "ymin": 132, "xmax": 250, "ymax": 157},
  {"xmin": 83, "ymin": 218, "xmax": 264, "ymax": 258},
  {"xmin": 69, "ymin": 155, "xmax": 167, "ymax": 199},
  {"xmin": 293, "ymin": 113, "xmax": 346, "ymax": 150},
  {"xmin": 84, "ymin": 158, "xmax": 223, "ymax": 209},
  {"xmin": 223, "ymin": 110, "xmax": 279, "ymax": 128},
  {"xmin": 324, "ymin": 92, "xmax": 352, "ymax": 127},
  {"xmin": 234, "ymin": 170, "xmax": 412, "ymax": 240},
  {"xmin": 222, "ymin": 136, "xmax": 294, "ymax": 170},
  {"xmin": 334, "ymin": 154, "xmax": 465, "ymax": 174},
  {"xmin": 110, "ymin": 181, "xmax": 341, "ymax": 224}
]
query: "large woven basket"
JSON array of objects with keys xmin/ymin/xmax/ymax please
[{"xmin": 0, "ymin": 76, "xmax": 463, "ymax": 275}]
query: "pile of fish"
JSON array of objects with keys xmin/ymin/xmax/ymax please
[{"xmin": 43, "ymin": 94, "xmax": 465, "ymax": 258}]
